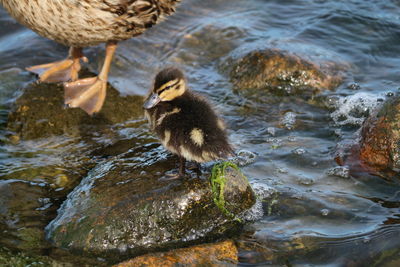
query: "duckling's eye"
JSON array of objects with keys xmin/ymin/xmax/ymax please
[{"xmin": 158, "ymin": 86, "xmax": 170, "ymax": 94}]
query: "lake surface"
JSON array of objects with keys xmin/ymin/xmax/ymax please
[{"xmin": 1, "ymin": 0, "xmax": 400, "ymax": 265}]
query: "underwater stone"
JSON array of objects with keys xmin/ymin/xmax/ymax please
[
  {"xmin": 45, "ymin": 158, "xmax": 255, "ymax": 261},
  {"xmin": 0, "ymin": 180, "xmax": 54, "ymax": 253},
  {"xmin": 114, "ymin": 240, "xmax": 238, "ymax": 266},
  {"xmin": 228, "ymin": 49, "xmax": 343, "ymax": 97},
  {"xmin": 7, "ymin": 69, "xmax": 143, "ymax": 140}
]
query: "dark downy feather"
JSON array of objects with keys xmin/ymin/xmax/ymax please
[{"xmin": 145, "ymin": 68, "xmax": 234, "ymax": 164}]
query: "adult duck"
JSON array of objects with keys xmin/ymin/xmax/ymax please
[{"xmin": 0, "ymin": 0, "xmax": 180, "ymax": 115}]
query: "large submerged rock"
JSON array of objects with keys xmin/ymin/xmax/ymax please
[
  {"xmin": 227, "ymin": 49, "xmax": 344, "ymax": 97},
  {"xmin": 45, "ymin": 156, "xmax": 255, "ymax": 261},
  {"xmin": 0, "ymin": 180, "xmax": 54, "ymax": 253}
]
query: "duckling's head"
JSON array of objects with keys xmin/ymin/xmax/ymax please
[{"xmin": 143, "ymin": 67, "xmax": 186, "ymax": 109}]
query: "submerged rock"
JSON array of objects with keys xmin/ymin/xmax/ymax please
[
  {"xmin": 45, "ymin": 158, "xmax": 255, "ymax": 261},
  {"xmin": 0, "ymin": 180, "xmax": 55, "ymax": 253},
  {"xmin": 0, "ymin": 246, "xmax": 54, "ymax": 267},
  {"xmin": 114, "ymin": 240, "xmax": 238, "ymax": 267},
  {"xmin": 357, "ymin": 95, "xmax": 400, "ymax": 175},
  {"xmin": 7, "ymin": 70, "xmax": 143, "ymax": 140},
  {"xmin": 228, "ymin": 49, "xmax": 343, "ymax": 97}
]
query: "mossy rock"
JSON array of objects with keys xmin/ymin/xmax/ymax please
[
  {"xmin": 0, "ymin": 246, "xmax": 53, "ymax": 267},
  {"xmin": 228, "ymin": 49, "xmax": 343, "ymax": 98},
  {"xmin": 7, "ymin": 69, "xmax": 144, "ymax": 140},
  {"xmin": 45, "ymin": 156, "xmax": 255, "ymax": 262},
  {"xmin": 0, "ymin": 180, "xmax": 55, "ymax": 253}
]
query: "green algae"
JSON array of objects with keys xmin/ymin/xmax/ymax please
[
  {"xmin": 210, "ymin": 162, "xmax": 247, "ymax": 221},
  {"xmin": 0, "ymin": 247, "xmax": 51, "ymax": 267}
]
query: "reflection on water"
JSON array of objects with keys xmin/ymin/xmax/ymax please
[{"xmin": 2, "ymin": 0, "xmax": 400, "ymax": 265}]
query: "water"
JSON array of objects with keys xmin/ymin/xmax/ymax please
[{"xmin": 2, "ymin": 0, "xmax": 400, "ymax": 265}]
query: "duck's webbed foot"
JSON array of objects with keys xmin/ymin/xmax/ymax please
[
  {"xmin": 26, "ymin": 47, "xmax": 86, "ymax": 83},
  {"xmin": 63, "ymin": 41, "xmax": 117, "ymax": 115},
  {"xmin": 64, "ymin": 77, "xmax": 107, "ymax": 115}
]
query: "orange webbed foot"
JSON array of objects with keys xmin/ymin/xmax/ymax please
[{"xmin": 64, "ymin": 77, "xmax": 107, "ymax": 115}]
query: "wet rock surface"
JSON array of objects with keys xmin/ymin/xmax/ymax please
[
  {"xmin": 115, "ymin": 240, "xmax": 238, "ymax": 267},
  {"xmin": 227, "ymin": 49, "xmax": 343, "ymax": 97},
  {"xmin": 0, "ymin": 180, "xmax": 54, "ymax": 252},
  {"xmin": 1, "ymin": 69, "xmax": 148, "ymax": 263},
  {"xmin": 45, "ymin": 156, "xmax": 255, "ymax": 261},
  {"xmin": 357, "ymin": 95, "xmax": 400, "ymax": 176},
  {"xmin": 7, "ymin": 69, "xmax": 144, "ymax": 140}
]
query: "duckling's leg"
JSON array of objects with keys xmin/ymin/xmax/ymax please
[
  {"xmin": 64, "ymin": 41, "xmax": 117, "ymax": 115},
  {"xmin": 179, "ymin": 157, "xmax": 186, "ymax": 177},
  {"xmin": 26, "ymin": 47, "xmax": 87, "ymax": 83}
]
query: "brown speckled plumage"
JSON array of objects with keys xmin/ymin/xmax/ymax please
[
  {"xmin": 0, "ymin": 0, "xmax": 180, "ymax": 47},
  {"xmin": 0, "ymin": 0, "xmax": 181, "ymax": 115}
]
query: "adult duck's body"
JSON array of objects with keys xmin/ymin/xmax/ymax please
[{"xmin": 0, "ymin": 0, "xmax": 180, "ymax": 114}]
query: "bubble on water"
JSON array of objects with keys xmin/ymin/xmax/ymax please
[
  {"xmin": 362, "ymin": 236, "xmax": 371, "ymax": 243},
  {"xmin": 267, "ymin": 127, "xmax": 276, "ymax": 136},
  {"xmin": 297, "ymin": 176, "xmax": 315, "ymax": 186},
  {"xmin": 326, "ymin": 166, "xmax": 350, "ymax": 179},
  {"xmin": 267, "ymin": 137, "xmax": 282, "ymax": 149},
  {"xmin": 242, "ymin": 182, "xmax": 276, "ymax": 221},
  {"xmin": 330, "ymin": 92, "xmax": 385, "ymax": 126},
  {"xmin": 347, "ymin": 82, "xmax": 361, "ymax": 90},
  {"xmin": 280, "ymin": 111, "xmax": 297, "ymax": 130},
  {"xmin": 321, "ymin": 209, "xmax": 330, "ymax": 216},
  {"xmin": 292, "ymin": 148, "xmax": 307, "ymax": 155},
  {"xmin": 231, "ymin": 149, "xmax": 257, "ymax": 167},
  {"xmin": 275, "ymin": 167, "xmax": 288, "ymax": 174}
]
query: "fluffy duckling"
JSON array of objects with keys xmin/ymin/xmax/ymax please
[
  {"xmin": 0, "ymin": 0, "xmax": 180, "ymax": 115},
  {"xmin": 143, "ymin": 67, "xmax": 234, "ymax": 176}
]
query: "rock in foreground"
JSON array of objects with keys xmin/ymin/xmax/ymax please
[
  {"xmin": 45, "ymin": 159, "xmax": 255, "ymax": 261},
  {"xmin": 115, "ymin": 240, "xmax": 238, "ymax": 267}
]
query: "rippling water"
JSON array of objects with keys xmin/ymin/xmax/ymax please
[{"xmin": 2, "ymin": 0, "xmax": 400, "ymax": 265}]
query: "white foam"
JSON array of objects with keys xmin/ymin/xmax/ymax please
[
  {"xmin": 330, "ymin": 92, "xmax": 386, "ymax": 126},
  {"xmin": 241, "ymin": 182, "xmax": 276, "ymax": 222}
]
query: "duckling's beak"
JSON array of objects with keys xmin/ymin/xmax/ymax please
[{"xmin": 143, "ymin": 93, "xmax": 161, "ymax": 109}]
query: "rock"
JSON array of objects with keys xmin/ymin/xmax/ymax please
[
  {"xmin": 0, "ymin": 180, "xmax": 55, "ymax": 253},
  {"xmin": 357, "ymin": 95, "xmax": 400, "ymax": 175},
  {"xmin": 228, "ymin": 49, "xmax": 343, "ymax": 97},
  {"xmin": 45, "ymin": 157, "xmax": 255, "ymax": 261},
  {"xmin": 114, "ymin": 240, "xmax": 238, "ymax": 267},
  {"xmin": 0, "ymin": 246, "xmax": 54, "ymax": 267},
  {"xmin": 7, "ymin": 69, "xmax": 143, "ymax": 140}
]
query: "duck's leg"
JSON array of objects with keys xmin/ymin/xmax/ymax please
[
  {"xmin": 26, "ymin": 47, "xmax": 86, "ymax": 83},
  {"xmin": 179, "ymin": 157, "xmax": 186, "ymax": 177},
  {"xmin": 64, "ymin": 41, "xmax": 117, "ymax": 115}
]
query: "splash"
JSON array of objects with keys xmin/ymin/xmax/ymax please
[{"xmin": 330, "ymin": 92, "xmax": 386, "ymax": 126}]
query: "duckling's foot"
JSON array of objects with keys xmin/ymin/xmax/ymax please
[
  {"xmin": 64, "ymin": 77, "xmax": 107, "ymax": 115},
  {"xmin": 164, "ymin": 172, "xmax": 183, "ymax": 180},
  {"xmin": 26, "ymin": 47, "xmax": 86, "ymax": 83},
  {"xmin": 178, "ymin": 157, "xmax": 187, "ymax": 178}
]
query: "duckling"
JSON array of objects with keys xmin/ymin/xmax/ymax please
[
  {"xmin": 0, "ymin": 0, "xmax": 180, "ymax": 115},
  {"xmin": 143, "ymin": 67, "xmax": 234, "ymax": 176}
]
